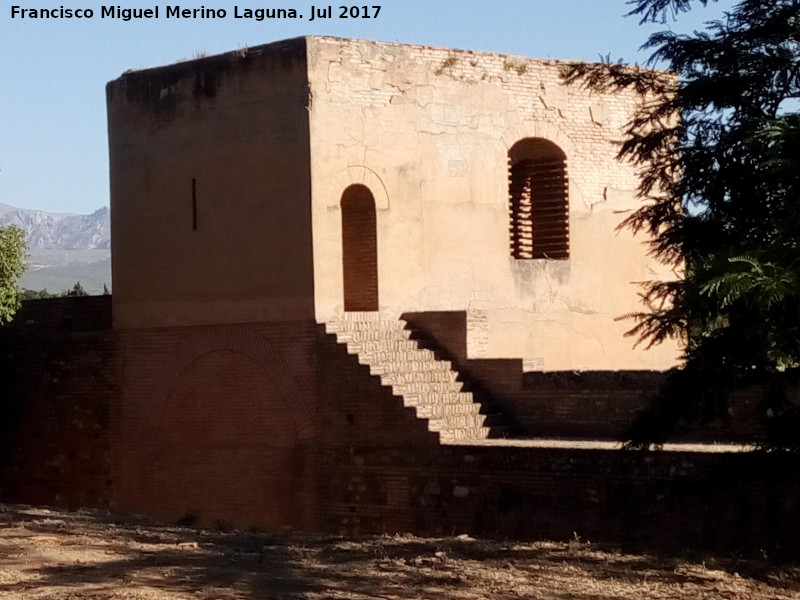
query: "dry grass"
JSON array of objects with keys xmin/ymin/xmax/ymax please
[{"xmin": 1, "ymin": 504, "xmax": 798, "ymax": 599}]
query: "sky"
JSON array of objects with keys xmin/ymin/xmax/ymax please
[{"xmin": 0, "ymin": 0, "xmax": 736, "ymax": 214}]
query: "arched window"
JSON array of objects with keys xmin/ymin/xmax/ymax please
[
  {"xmin": 508, "ymin": 138, "xmax": 569, "ymax": 260},
  {"xmin": 341, "ymin": 184, "xmax": 379, "ymax": 311}
]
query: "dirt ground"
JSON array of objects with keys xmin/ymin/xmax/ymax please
[{"xmin": 1, "ymin": 505, "xmax": 799, "ymax": 599}]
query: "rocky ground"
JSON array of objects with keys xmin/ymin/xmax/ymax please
[{"xmin": 1, "ymin": 504, "xmax": 798, "ymax": 599}]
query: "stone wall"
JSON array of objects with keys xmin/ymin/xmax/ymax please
[
  {"xmin": 107, "ymin": 38, "xmax": 316, "ymax": 329},
  {"xmin": 0, "ymin": 298, "xmax": 793, "ymax": 557},
  {"xmin": 106, "ymin": 35, "xmax": 680, "ymax": 365},
  {"xmin": 311, "ymin": 317, "xmax": 796, "ymax": 556},
  {"xmin": 307, "ymin": 37, "xmax": 679, "ymax": 371},
  {"xmin": 402, "ymin": 310, "xmax": 768, "ymax": 442},
  {"xmin": 518, "ymin": 372, "xmax": 767, "ymax": 442},
  {"xmin": 0, "ymin": 297, "xmax": 113, "ymax": 508},
  {"xmin": 318, "ymin": 443, "xmax": 800, "ymax": 558},
  {"xmin": 113, "ymin": 320, "xmax": 321, "ymax": 529}
]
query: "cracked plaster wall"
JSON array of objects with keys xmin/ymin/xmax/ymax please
[{"xmin": 307, "ymin": 37, "xmax": 678, "ymax": 371}]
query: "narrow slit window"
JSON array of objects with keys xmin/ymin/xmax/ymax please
[
  {"xmin": 508, "ymin": 138, "xmax": 569, "ymax": 259},
  {"xmin": 191, "ymin": 178, "xmax": 198, "ymax": 231}
]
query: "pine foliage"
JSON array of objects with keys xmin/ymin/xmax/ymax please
[{"xmin": 564, "ymin": 0, "xmax": 800, "ymax": 449}]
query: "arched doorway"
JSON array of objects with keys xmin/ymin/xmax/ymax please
[{"xmin": 341, "ymin": 184, "xmax": 378, "ymax": 311}]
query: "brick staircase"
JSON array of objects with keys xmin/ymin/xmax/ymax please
[{"xmin": 324, "ymin": 312, "xmax": 512, "ymax": 443}]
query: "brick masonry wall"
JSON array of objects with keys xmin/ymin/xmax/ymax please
[
  {"xmin": 518, "ymin": 372, "xmax": 767, "ymax": 443},
  {"xmin": 114, "ymin": 320, "xmax": 321, "ymax": 530},
  {"xmin": 0, "ymin": 299, "xmax": 793, "ymax": 556},
  {"xmin": 401, "ymin": 310, "xmax": 768, "ymax": 442},
  {"xmin": 318, "ymin": 443, "xmax": 800, "ymax": 558},
  {"xmin": 316, "ymin": 325, "xmax": 440, "ymax": 448},
  {"xmin": 108, "ymin": 38, "xmax": 316, "ymax": 329},
  {"xmin": 309, "ymin": 37, "xmax": 680, "ymax": 372},
  {"xmin": 310, "ymin": 36, "xmax": 649, "ymax": 198},
  {"xmin": 312, "ymin": 319, "xmax": 797, "ymax": 557},
  {"xmin": 0, "ymin": 297, "xmax": 113, "ymax": 508}
]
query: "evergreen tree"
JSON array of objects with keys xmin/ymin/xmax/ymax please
[
  {"xmin": 564, "ymin": 0, "xmax": 800, "ymax": 449},
  {"xmin": 64, "ymin": 281, "xmax": 89, "ymax": 297}
]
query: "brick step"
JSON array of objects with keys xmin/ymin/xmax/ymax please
[
  {"xmin": 376, "ymin": 369, "xmax": 459, "ymax": 384},
  {"xmin": 367, "ymin": 359, "xmax": 455, "ymax": 377},
  {"xmin": 427, "ymin": 413, "xmax": 489, "ymax": 429},
  {"xmin": 329, "ymin": 313, "xmax": 408, "ymax": 323},
  {"xmin": 366, "ymin": 354, "xmax": 456, "ymax": 373},
  {"xmin": 348, "ymin": 333, "xmax": 421, "ymax": 346},
  {"xmin": 345, "ymin": 342, "xmax": 424, "ymax": 357},
  {"xmin": 391, "ymin": 380, "xmax": 465, "ymax": 395},
  {"xmin": 339, "ymin": 312, "xmax": 403, "ymax": 323},
  {"xmin": 401, "ymin": 391, "xmax": 475, "ymax": 406},
  {"xmin": 338, "ymin": 327, "xmax": 411, "ymax": 340},
  {"xmin": 382, "ymin": 372, "xmax": 460, "ymax": 387},
  {"xmin": 427, "ymin": 413, "xmax": 510, "ymax": 430},
  {"xmin": 345, "ymin": 336, "xmax": 418, "ymax": 349},
  {"xmin": 438, "ymin": 427, "xmax": 515, "ymax": 444},
  {"xmin": 325, "ymin": 316, "xmax": 517, "ymax": 444},
  {"xmin": 357, "ymin": 352, "xmax": 442, "ymax": 368},
  {"xmin": 329, "ymin": 321, "xmax": 411, "ymax": 334},
  {"xmin": 437, "ymin": 426, "xmax": 493, "ymax": 442},
  {"xmin": 324, "ymin": 322, "xmax": 355, "ymax": 335},
  {"xmin": 354, "ymin": 346, "xmax": 440, "ymax": 364},
  {"xmin": 336, "ymin": 329, "xmax": 413, "ymax": 343},
  {"xmin": 356, "ymin": 351, "xmax": 440, "ymax": 367},
  {"xmin": 414, "ymin": 402, "xmax": 483, "ymax": 418}
]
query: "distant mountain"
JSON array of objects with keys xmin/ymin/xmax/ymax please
[
  {"xmin": 0, "ymin": 203, "xmax": 111, "ymax": 295},
  {"xmin": 0, "ymin": 203, "xmax": 109, "ymax": 250}
]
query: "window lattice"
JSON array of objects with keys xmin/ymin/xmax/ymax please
[{"xmin": 508, "ymin": 141, "xmax": 569, "ymax": 260}]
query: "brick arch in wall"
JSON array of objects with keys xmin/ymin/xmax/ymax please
[
  {"xmin": 164, "ymin": 326, "xmax": 317, "ymax": 440},
  {"xmin": 341, "ymin": 184, "xmax": 379, "ymax": 312},
  {"xmin": 330, "ymin": 165, "xmax": 390, "ymax": 210},
  {"xmin": 501, "ymin": 121, "xmax": 575, "ymax": 158},
  {"xmin": 503, "ymin": 123, "xmax": 573, "ymax": 261},
  {"xmin": 135, "ymin": 326, "xmax": 316, "ymax": 529}
]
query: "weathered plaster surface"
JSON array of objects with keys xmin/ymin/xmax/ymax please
[
  {"xmin": 307, "ymin": 37, "xmax": 678, "ymax": 370},
  {"xmin": 107, "ymin": 39, "xmax": 315, "ymax": 329},
  {"xmin": 106, "ymin": 36, "xmax": 677, "ymax": 369}
]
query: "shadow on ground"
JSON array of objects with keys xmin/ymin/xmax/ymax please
[{"xmin": 1, "ymin": 504, "xmax": 799, "ymax": 600}]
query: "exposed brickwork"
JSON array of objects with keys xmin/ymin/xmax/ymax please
[
  {"xmin": 1, "ymin": 38, "xmax": 791, "ymax": 556},
  {"xmin": 324, "ymin": 313, "xmax": 514, "ymax": 442},
  {"xmin": 401, "ymin": 310, "xmax": 526, "ymax": 401},
  {"xmin": 341, "ymin": 185, "xmax": 379, "ymax": 312},
  {"xmin": 318, "ymin": 444, "xmax": 800, "ymax": 558},
  {"xmin": 316, "ymin": 321, "xmax": 440, "ymax": 448},
  {"xmin": 517, "ymin": 372, "xmax": 768, "ymax": 442},
  {"xmin": 0, "ymin": 297, "xmax": 113, "ymax": 509},
  {"xmin": 309, "ymin": 38, "xmax": 679, "ymax": 372},
  {"xmin": 465, "ymin": 309, "xmax": 489, "ymax": 359},
  {"xmin": 400, "ymin": 310, "xmax": 768, "ymax": 442},
  {"xmin": 114, "ymin": 320, "xmax": 320, "ymax": 529},
  {"xmin": 311, "ymin": 37, "xmax": 647, "ymax": 203},
  {"xmin": 0, "ymin": 299, "xmax": 788, "ymax": 556}
]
